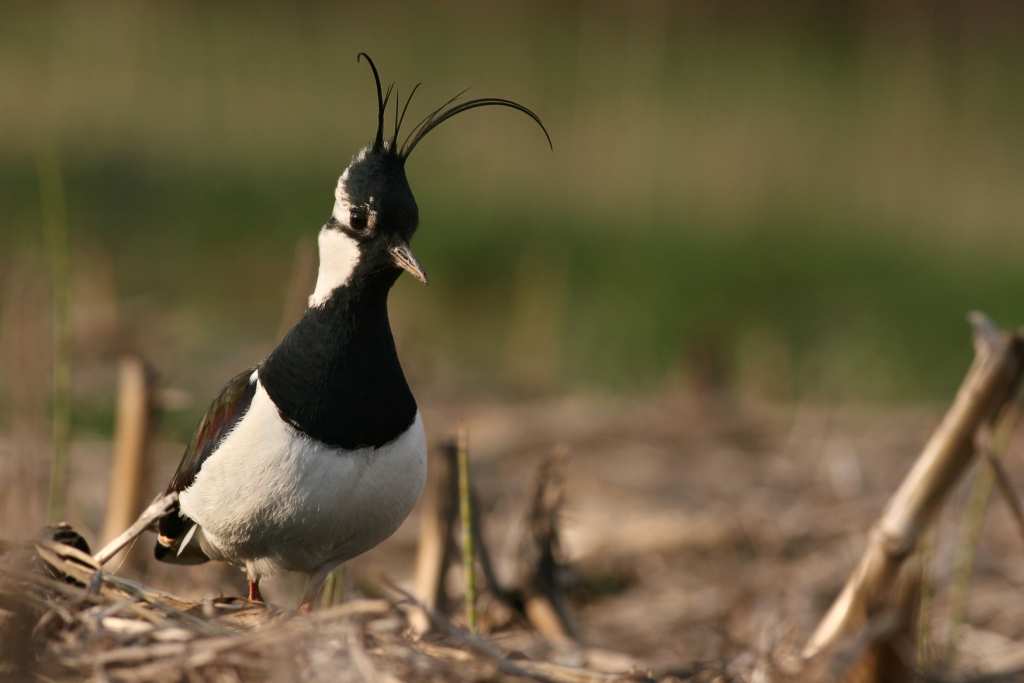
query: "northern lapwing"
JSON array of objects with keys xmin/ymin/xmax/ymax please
[{"xmin": 154, "ymin": 54, "xmax": 550, "ymax": 612}]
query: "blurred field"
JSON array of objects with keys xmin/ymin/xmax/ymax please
[
  {"xmin": 5, "ymin": 2, "xmax": 1024, "ymax": 431},
  {"xmin": 6, "ymin": 2, "xmax": 1024, "ymax": 679}
]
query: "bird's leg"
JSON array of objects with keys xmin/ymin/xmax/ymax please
[
  {"xmin": 298, "ymin": 586, "xmax": 322, "ymax": 613},
  {"xmin": 248, "ymin": 579, "xmax": 263, "ymax": 602},
  {"xmin": 299, "ymin": 573, "xmax": 328, "ymax": 613}
]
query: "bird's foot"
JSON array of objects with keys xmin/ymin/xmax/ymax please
[
  {"xmin": 248, "ymin": 580, "xmax": 263, "ymax": 603},
  {"xmin": 298, "ymin": 600, "xmax": 314, "ymax": 614}
]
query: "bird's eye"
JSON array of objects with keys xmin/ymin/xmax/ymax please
[{"xmin": 349, "ymin": 209, "xmax": 368, "ymax": 231}]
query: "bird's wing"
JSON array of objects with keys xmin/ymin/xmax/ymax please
[{"xmin": 155, "ymin": 366, "xmax": 259, "ymax": 563}]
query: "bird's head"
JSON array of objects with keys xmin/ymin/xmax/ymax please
[{"xmin": 308, "ymin": 54, "xmax": 551, "ymax": 308}]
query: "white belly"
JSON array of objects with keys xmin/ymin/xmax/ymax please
[{"xmin": 179, "ymin": 382, "xmax": 427, "ymax": 579}]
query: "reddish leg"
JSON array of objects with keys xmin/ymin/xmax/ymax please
[
  {"xmin": 298, "ymin": 581, "xmax": 324, "ymax": 613},
  {"xmin": 248, "ymin": 579, "xmax": 263, "ymax": 602}
]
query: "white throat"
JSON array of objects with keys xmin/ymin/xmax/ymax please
[{"xmin": 308, "ymin": 228, "xmax": 361, "ymax": 308}]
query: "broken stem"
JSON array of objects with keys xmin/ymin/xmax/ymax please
[{"xmin": 803, "ymin": 313, "xmax": 1024, "ymax": 659}]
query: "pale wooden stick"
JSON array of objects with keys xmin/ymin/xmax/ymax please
[
  {"xmin": 525, "ymin": 595, "xmax": 574, "ymax": 646},
  {"xmin": 93, "ymin": 492, "xmax": 178, "ymax": 566},
  {"xmin": 100, "ymin": 356, "xmax": 152, "ymax": 562},
  {"xmin": 411, "ymin": 443, "xmax": 457, "ymax": 635},
  {"xmin": 411, "ymin": 440, "xmax": 515, "ymax": 635},
  {"xmin": 803, "ymin": 312, "xmax": 1024, "ymax": 659}
]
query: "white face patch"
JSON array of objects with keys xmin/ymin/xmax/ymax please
[
  {"xmin": 332, "ymin": 167, "xmax": 351, "ymax": 219},
  {"xmin": 308, "ymin": 163, "xmax": 379, "ymax": 308},
  {"xmin": 308, "ymin": 227, "xmax": 361, "ymax": 308}
]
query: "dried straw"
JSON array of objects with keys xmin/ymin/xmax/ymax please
[{"xmin": 0, "ymin": 539, "xmax": 648, "ymax": 683}]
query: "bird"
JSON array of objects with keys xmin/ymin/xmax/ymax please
[{"xmin": 153, "ymin": 54, "xmax": 551, "ymax": 612}]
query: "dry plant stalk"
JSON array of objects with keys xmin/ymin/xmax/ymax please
[
  {"xmin": 322, "ymin": 564, "xmax": 345, "ymax": 608},
  {"xmin": 0, "ymin": 254, "xmax": 52, "ymax": 536},
  {"xmin": 411, "ymin": 442, "xmax": 458, "ymax": 634},
  {"xmin": 4, "ymin": 535, "xmax": 642, "ymax": 683},
  {"xmin": 944, "ymin": 404, "xmax": 1019, "ymax": 667},
  {"xmin": 945, "ymin": 451, "xmax": 995, "ymax": 668},
  {"xmin": 516, "ymin": 445, "xmax": 577, "ymax": 644},
  {"xmin": 36, "ymin": 148, "xmax": 72, "ymax": 524},
  {"xmin": 100, "ymin": 357, "xmax": 154, "ymax": 565},
  {"xmin": 388, "ymin": 580, "xmax": 637, "ymax": 683},
  {"xmin": 409, "ymin": 443, "xmax": 593, "ymax": 651},
  {"xmin": 411, "ymin": 439, "xmax": 511, "ymax": 636},
  {"xmin": 916, "ymin": 524, "xmax": 937, "ymax": 671},
  {"xmin": 412, "ymin": 441, "xmax": 580, "ymax": 642},
  {"xmin": 984, "ymin": 403, "xmax": 1024, "ymax": 548},
  {"xmin": 457, "ymin": 421, "xmax": 478, "ymax": 632},
  {"xmin": 803, "ymin": 312, "xmax": 1024, "ymax": 659}
]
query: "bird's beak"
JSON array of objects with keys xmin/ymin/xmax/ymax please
[{"xmin": 390, "ymin": 241, "xmax": 428, "ymax": 284}]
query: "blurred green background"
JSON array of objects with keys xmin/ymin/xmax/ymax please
[{"xmin": 4, "ymin": 0, "xmax": 1024, "ymax": 443}]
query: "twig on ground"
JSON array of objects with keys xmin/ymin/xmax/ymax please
[
  {"xmin": 37, "ymin": 542, "xmax": 234, "ymax": 638},
  {"xmin": 93, "ymin": 492, "xmax": 178, "ymax": 567},
  {"xmin": 383, "ymin": 579, "xmax": 642, "ymax": 683}
]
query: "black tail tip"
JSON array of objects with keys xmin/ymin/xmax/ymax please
[{"xmin": 154, "ymin": 537, "xmax": 210, "ymax": 565}]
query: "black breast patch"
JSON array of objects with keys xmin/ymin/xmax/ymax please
[{"xmin": 259, "ymin": 273, "xmax": 417, "ymax": 450}]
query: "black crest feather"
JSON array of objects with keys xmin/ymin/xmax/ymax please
[
  {"xmin": 357, "ymin": 53, "xmax": 387, "ymax": 152},
  {"xmin": 356, "ymin": 53, "xmax": 551, "ymax": 162}
]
